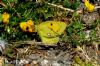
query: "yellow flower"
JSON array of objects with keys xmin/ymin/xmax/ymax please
[
  {"xmin": 27, "ymin": 20, "xmax": 35, "ymax": 32},
  {"xmin": 19, "ymin": 20, "xmax": 35, "ymax": 32},
  {"xmin": 2, "ymin": 12, "xmax": 10, "ymax": 24},
  {"xmin": 27, "ymin": 20, "xmax": 34, "ymax": 26},
  {"xmin": 19, "ymin": 22, "xmax": 28, "ymax": 32},
  {"xmin": 84, "ymin": 0, "xmax": 95, "ymax": 12},
  {"xmin": 28, "ymin": 27, "xmax": 34, "ymax": 33}
]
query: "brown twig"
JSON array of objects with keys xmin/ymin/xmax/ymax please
[
  {"xmin": 47, "ymin": 3, "xmax": 74, "ymax": 12},
  {"xmin": 46, "ymin": 2, "xmax": 83, "ymax": 14},
  {"xmin": 46, "ymin": 2, "xmax": 74, "ymax": 12},
  {"xmin": 0, "ymin": 2, "xmax": 7, "ymax": 8},
  {"xmin": 77, "ymin": 46, "xmax": 91, "ymax": 61},
  {"xmin": 46, "ymin": 2, "xmax": 100, "ymax": 14},
  {"xmin": 13, "ymin": 40, "xmax": 57, "ymax": 47},
  {"xmin": 95, "ymin": 6, "xmax": 100, "ymax": 9}
]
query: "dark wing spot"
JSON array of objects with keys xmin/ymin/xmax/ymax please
[{"xmin": 50, "ymin": 23, "xmax": 53, "ymax": 26}]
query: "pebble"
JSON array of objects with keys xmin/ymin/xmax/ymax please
[
  {"xmin": 52, "ymin": 61, "xmax": 61, "ymax": 66},
  {"xmin": 41, "ymin": 59, "xmax": 50, "ymax": 66},
  {"xmin": 3, "ymin": 49, "xmax": 73, "ymax": 66},
  {"xmin": 0, "ymin": 39, "xmax": 8, "ymax": 52},
  {"xmin": 18, "ymin": 59, "xmax": 29, "ymax": 65},
  {"xmin": 30, "ymin": 60, "xmax": 39, "ymax": 66}
]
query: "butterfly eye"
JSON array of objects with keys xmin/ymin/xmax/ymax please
[{"xmin": 50, "ymin": 23, "xmax": 53, "ymax": 26}]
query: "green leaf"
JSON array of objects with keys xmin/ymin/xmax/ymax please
[
  {"xmin": 71, "ymin": 1, "xmax": 80, "ymax": 9},
  {"xmin": 0, "ymin": 13, "xmax": 2, "ymax": 22},
  {"xmin": 63, "ymin": 0, "xmax": 71, "ymax": 8},
  {"xmin": 85, "ymin": 63, "xmax": 93, "ymax": 66},
  {"xmin": 44, "ymin": 13, "xmax": 53, "ymax": 19},
  {"xmin": 67, "ymin": 27, "xmax": 73, "ymax": 34}
]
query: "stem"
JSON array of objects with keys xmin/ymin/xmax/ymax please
[
  {"xmin": 46, "ymin": 2, "xmax": 75, "ymax": 12},
  {"xmin": 95, "ymin": 6, "xmax": 100, "ymax": 9},
  {"xmin": 77, "ymin": 46, "xmax": 91, "ymax": 61},
  {"xmin": 7, "ymin": 0, "xmax": 21, "ymax": 18}
]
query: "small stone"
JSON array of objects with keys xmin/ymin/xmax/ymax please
[
  {"xmin": 0, "ymin": 39, "xmax": 7, "ymax": 52},
  {"xmin": 81, "ymin": 12, "xmax": 99, "ymax": 26},
  {"xmin": 41, "ymin": 59, "xmax": 50, "ymax": 66},
  {"xmin": 30, "ymin": 60, "xmax": 39, "ymax": 66},
  {"xmin": 32, "ymin": 60, "xmax": 38, "ymax": 64},
  {"xmin": 52, "ymin": 61, "xmax": 61, "ymax": 66},
  {"xmin": 85, "ymin": 30, "xmax": 91, "ymax": 39},
  {"xmin": 19, "ymin": 59, "xmax": 29, "ymax": 65}
]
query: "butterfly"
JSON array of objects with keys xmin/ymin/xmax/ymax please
[{"xmin": 37, "ymin": 21, "xmax": 67, "ymax": 45}]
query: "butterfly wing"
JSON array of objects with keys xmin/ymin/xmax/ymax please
[{"xmin": 37, "ymin": 21, "xmax": 67, "ymax": 45}]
